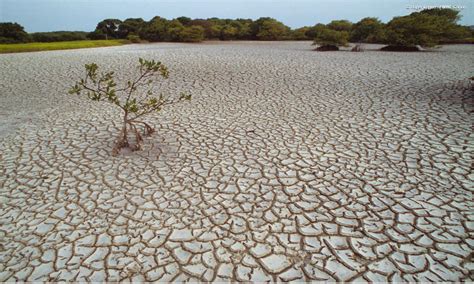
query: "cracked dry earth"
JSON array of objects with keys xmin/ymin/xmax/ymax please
[{"xmin": 0, "ymin": 42, "xmax": 473, "ymax": 282}]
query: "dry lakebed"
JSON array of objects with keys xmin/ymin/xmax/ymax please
[{"xmin": 0, "ymin": 41, "xmax": 473, "ymax": 282}]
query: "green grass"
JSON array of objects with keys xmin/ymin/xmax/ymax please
[{"xmin": 0, "ymin": 40, "xmax": 128, "ymax": 54}]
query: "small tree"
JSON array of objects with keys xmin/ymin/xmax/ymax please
[
  {"xmin": 220, "ymin": 25, "xmax": 239, "ymax": 40},
  {"xmin": 0, "ymin": 22, "xmax": 30, "ymax": 43},
  {"xmin": 384, "ymin": 8, "xmax": 467, "ymax": 49},
  {"xmin": 350, "ymin": 17, "xmax": 386, "ymax": 43},
  {"xmin": 251, "ymin": 17, "xmax": 290, "ymax": 40},
  {"xmin": 179, "ymin": 25, "xmax": 205, "ymax": 42},
  {"xmin": 117, "ymin": 18, "xmax": 146, "ymax": 39},
  {"xmin": 291, "ymin": 27, "xmax": 311, "ymax": 40},
  {"xmin": 127, "ymin": 33, "xmax": 141, "ymax": 43},
  {"xmin": 69, "ymin": 58, "xmax": 191, "ymax": 156},
  {"xmin": 327, "ymin": 20, "xmax": 353, "ymax": 32},
  {"xmin": 312, "ymin": 27, "xmax": 349, "ymax": 51},
  {"xmin": 95, "ymin": 19, "xmax": 122, "ymax": 40}
]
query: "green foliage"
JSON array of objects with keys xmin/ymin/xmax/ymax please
[
  {"xmin": 95, "ymin": 19, "xmax": 122, "ymax": 40},
  {"xmin": 127, "ymin": 34, "xmax": 141, "ymax": 43},
  {"xmin": 139, "ymin": 16, "xmax": 169, "ymax": 42},
  {"xmin": 291, "ymin": 27, "xmax": 311, "ymax": 40},
  {"xmin": 183, "ymin": 18, "xmax": 252, "ymax": 40},
  {"xmin": 31, "ymin": 31, "xmax": 88, "ymax": 42},
  {"xmin": 252, "ymin": 17, "xmax": 290, "ymax": 40},
  {"xmin": 312, "ymin": 27, "xmax": 349, "ymax": 47},
  {"xmin": 350, "ymin": 17, "xmax": 386, "ymax": 43},
  {"xmin": 87, "ymin": 11, "xmax": 470, "ymax": 44},
  {"xmin": 138, "ymin": 18, "xmax": 205, "ymax": 42},
  {"xmin": 179, "ymin": 26, "xmax": 205, "ymax": 42},
  {"xmin": 118, "ymin": 18, "xmax": 145, "ymax": 38},
  {"xmin": 166, "ymin": 19, "xmax": 185, "ymax": 41},
  {"xmin": 188, "ymin": 19, "xmax": 217, "ymax": 39},
  {"xmin": 305, "ymin": 24, "xmax": 327, "ymax": 39},
  {"xmin": 87, "ymin": 31, "xmax": 107, "ymax": 40},
  {"xmin": 421, "ymin": 9, "xmax": 471, "ymax": 43},
  {"xmin": 69, "ymin": 58, "xmax": 191, "ymax": 154},
  {"xmin": 418, "ymin": 8, "xmax": 460, "ymax": 22},
  {"xmin": 176, "ymin": 17, "xmax": 192, "ymax": 27},
  {"xmin": 385, "ymin": 8, "xmax": 467, "ymax": 47},
  {"xmin": 220, "ymin": 25, "xmax": 239, "ymax": 40},
  {"xmin": 327, "ymin": 20, "xmax": 353, "ymax": 32},
  {"xmin": 4, "ymin": 9, "xmax": 471, "ymax": 46},
  {"xmin": 0, "ymin": 22, "xmax": 30, "ymax": 43},
  {"xmin": 234, "ymin": 19, "xmax": 253, "ymax": 39}
]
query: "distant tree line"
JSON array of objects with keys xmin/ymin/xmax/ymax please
[
  {"xmin": 1, "ymin": 8, "xmax": 473, "ymax": 48},
  {"xmin": 0, "ymin": 25, "xmax": 89, "ymax": 43},
  {"xmin": 30, "ymin": 31, "xmax": 89, "ymax": 42},
  {"xmin": 87, "ymin": 17, "xmax": 293, "ymax": 42},
  {"xmin": 311, "ymin": 9, "xmax": 472, "ymax": 50}
]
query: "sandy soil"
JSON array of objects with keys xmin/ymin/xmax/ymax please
[{"xmin": 0, "ymin": 42, "xmax": 473, "ymax": 281}]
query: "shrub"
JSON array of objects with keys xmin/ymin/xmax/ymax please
[
  {"xmin": 127, "ymin": 34, "xmax": 141, "ymax": 43},
  {"xmin": 139, "ymin": 16, "xmax": 169, "ymax": 42},
  {"xmin": 312, "ymin": 27, "xmax": 349, "ymax": 50},
  {"xmin": 0, "ymin": 22, "xmax": 30, "ymax": 43},
  {"xmin": 31, "ymin": 31, "xmax": 88, "ymax": 42},
  {"xmin": 291, "ymin": 27, "xmax": 311, "ymax": 40},
  {"xmin": 69, "ymin": 58, "xmax": 191, "ymax": 155},
  {"xmin": 118, "ymin": 18, "xmax": 146, "ymax": 39},
  {"xmin": 350, "ymin": 17, "xmax": 386, "ymax": 43},
  {"xmin": 384, "ymin": 8, "xmax": 467, "ymax": 48},
  {"xmin": 179, "ymin": 26, "xmax": 205, "ymax": 42},
  {"xmin": 252, "ymin": 17, "xmax": 291, "ymax": 40},
  {"xmin": 87, "ymin": 31, "xmax": 107, "ymax": 40},
  {"xmin": 327, "ymin": 20, "xmax": 353, "ymax": 32},
  {"xmin": 94, "ymin": 19, "xmax": 122, "ymax": 40},
  {"xmin": 305, "ymin": 24, "xmax": 327, "ymax": 39}
]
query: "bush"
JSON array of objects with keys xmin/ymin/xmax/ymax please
[
  {"xmin": 118, "ymin": 18, "xmax": 146, "ymax": 38},
  {"xmin": 327, "ymin": 20, "xmax": 353, "ymax": 32},
  {"xmin": 350, "ymin": 17, "xmax": 386, "ymax": 43},
  {"xmin": 139, "ymin": 16, "xmax": 168, "ymax": 42},
  {"xmin": 305, "ymin": 24, "xmax": 327, "ymax": 39},
  {"xmin": 127, "ymin": 34, "xmax": 141, "ymax": 43},
  {"xmin": 253, "ymin": 17, "xmax": 290, "ymax": 40},
  {"xmin": 31, "ymin": 31, "xmax": 88, "ymax": 42},
  {"xmin": 291, "ymin": 27, "xmax": 311, "ymax": 40},
  {"xmin": 0, "ymin": 22, "xmax": 30, "ymax": 43},
  {"xmin": 384, "ymin": 8, "xmax": 467, "ymax": 48},
  {"xmin": 312, "ymin": 27, "xmax": 349, "ymax": 49},
  {"xmin": 179, "ymin": 26, "xmax": 205, "ymax": 42},
  {"xmin": 87, "ymin": 31, "xmax": 107, "ymax": 40},
  {"xmin": 94, "ymin": 19, "xmax": 122, "ymax": 40},
  {"xmin": 69, "ymin": 58, "xmax": 191, "ymax": 155}
]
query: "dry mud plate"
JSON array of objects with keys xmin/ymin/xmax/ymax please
[{"xmin": 0, "ymin": 42, "xmax": 473, "ymax": 282}]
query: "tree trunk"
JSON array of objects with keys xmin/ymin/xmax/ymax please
[
  {"xmin": 122, "ymin": 114, "xmax": 128, "ymax": 142},
  {"xmin": 112, "ymin": 112, "xmax": 129, "ymax": 156}
]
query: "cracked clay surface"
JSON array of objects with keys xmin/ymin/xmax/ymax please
[{"xmin": 0, "ymin": 42, "xmax": 473, "ymax": 281}]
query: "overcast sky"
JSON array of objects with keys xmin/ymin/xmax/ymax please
[{"xmin": 1, "ymin": 0, "xmax": 472, "ymax": 32}]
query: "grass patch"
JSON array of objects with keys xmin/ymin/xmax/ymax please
[{"xmin": 0, "ymin": 40, "xmax": 128, "ymax": 54}]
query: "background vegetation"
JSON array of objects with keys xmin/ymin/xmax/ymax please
[
  {"xmin": 1, "ymin": 8, "xmax": 472, "ymax": 50},
  {"xmin": 30, "ymin": 31, "xmax": 89, "ymax": 42},
  {"xmin": 0, "ymin": 40, "xmax": 126, "ymax": 53}
]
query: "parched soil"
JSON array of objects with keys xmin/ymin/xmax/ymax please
[{"xmin": 0, "ymin": 42, "xmax": 473, "ymax": 282}]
